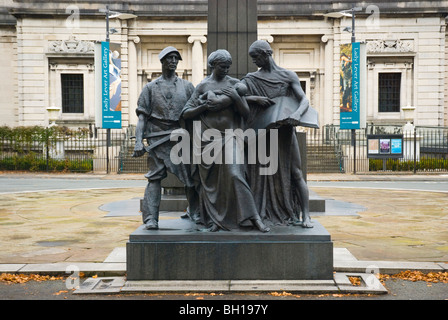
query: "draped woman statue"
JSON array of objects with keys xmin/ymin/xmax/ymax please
[
  {"xmin": 242, "ymin": 40, "xmax": 319, "ymax": 228},
  {"xmin": 182, "ymin": 49, "xmax": 270, "ymax": 233}
]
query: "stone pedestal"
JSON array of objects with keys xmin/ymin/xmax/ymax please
[{"xmin": 126, "ymin": 219, "xmax": 333, "ymax": 281}]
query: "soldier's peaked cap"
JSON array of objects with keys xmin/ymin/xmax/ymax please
[{"xmin": 159, "ymin": 46, "xmax": 182, "ymax": 61}]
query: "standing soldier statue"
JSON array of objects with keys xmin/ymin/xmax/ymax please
[{"xmin": 132, "ymin": 46, "xmax": 199, "ymax": 230}]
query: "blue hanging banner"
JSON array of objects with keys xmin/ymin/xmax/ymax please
[
  {"xmin": 340, "ymin": 42, "xmax": 366, "ymax": 130},
  {"xmin": 95, "ymin": 41, "xmax": 122, "ymax": 129}
]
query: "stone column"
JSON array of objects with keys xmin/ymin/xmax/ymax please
[
  {"xmin": 322, "ymin": 35, "xmax": 334, "ymax": 126},
  {"xmin": 128, "ymin": 36, "xmax": 140, "ymax": 126},
  {"xmin": 48, "ymin": 63, "xmax": 59, "ymax": 115},
  {"xmin": 188, "ymin": 35, "xmax": 207, "ymax": 86}
]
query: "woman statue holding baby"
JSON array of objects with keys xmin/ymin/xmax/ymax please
[{"xmin": 182, "ymin": 49, "xmax": 270, "ymax": 233}]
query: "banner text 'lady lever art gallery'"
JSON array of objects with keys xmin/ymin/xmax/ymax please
[
  {"xmin": 340, "ymin": 42, "xmax": 366, "ymax": 130},
  {"xmin": 95, "ymin": 42, "xmax": 122, "ymax": 129}
]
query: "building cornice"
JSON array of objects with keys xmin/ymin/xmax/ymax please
[{"xmin": 5, "ymin": 0, "xmax": 448, "ymax": 21}]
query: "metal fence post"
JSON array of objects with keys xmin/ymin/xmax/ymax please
[
  {"xmin": 46, "ymin": 133, "xmax": 49, "ymax": 172},
  {"xmin": 413, "ymin": 126, "xmax": 417, "ymax": 174},
  {"xmin": 106, "ymin": 128, "xmax": 110, "ymax": 174},
  {"xmin": 352, "ymin": 129, "xmax": 356, "ymax": 174}
]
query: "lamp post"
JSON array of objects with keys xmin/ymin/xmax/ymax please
[
  {"xmin": 349, "ymin": 7, "xmax": 362, "ymax": 43},
  {"xmin": 324, "ymin": 7, "xmax": 362, "ymax": 174},
  {"xmin": 99, "ymin": 6, "xmax": 137, "ymax": 173},
  {"xmin": 100, "ymin": 5, "xmax": 137, "ymax": 43},
  {"xmin": 324, "ymin": 7, "xmax": 362, "ymax": 42}
]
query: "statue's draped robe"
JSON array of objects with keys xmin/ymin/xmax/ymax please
[
  {"xmin": 242, "ymin": 69, "xmax": 318, "ymax": 225},
  {"xmin": 182, "ymin": 82, "xmax": 260, "ymax": 231}
]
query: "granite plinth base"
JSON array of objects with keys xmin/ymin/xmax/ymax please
[{"xmin": 126, "ymin": 219, "xmax": 333, "ymax": 281}]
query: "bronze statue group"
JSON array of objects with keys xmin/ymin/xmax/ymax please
[{"xmin": 133, "ymin": 41, "xmax": 319, "ymax": 233}]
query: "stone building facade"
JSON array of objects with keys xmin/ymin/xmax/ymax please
[{"xmin": 1, "ymin": 0, "xmax": 448, "ymax": 129}]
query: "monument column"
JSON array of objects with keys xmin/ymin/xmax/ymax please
[
  {"xmin": 128, "ymin": 36, "xmax": 140, "ymax": 126},
  {"xmin": 207, "ymin": 0, "xmax": 258, "ymax": 79},
  {"xmin": 188, "ymin": 35, "xmax": 207, "ymax": 86}
]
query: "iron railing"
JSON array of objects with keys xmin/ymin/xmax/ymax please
[
  {"xmin": 306, "ymin": 124, "xmax": 448, "ymax": 173},
  {"xmin": 1, "ymin": 124, "xmax": 447, "ymax": 174},
  {"xmin": 0, "ymin": 126, "xmax": 126, "ymax": 173}
]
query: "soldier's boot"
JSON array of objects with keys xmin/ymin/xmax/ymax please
[{"xmin": 142, "ymin": 179, "xmax": 161, "ymax": 230}]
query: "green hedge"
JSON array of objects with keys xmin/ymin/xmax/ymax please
[
  {"xmin": 0, "ymin": 126, "xmax": 93, "ymax": 172},
  {"xmin": 0, "ymin": 153, "xmax": 93, "ymax": 172},
  {"xmin": 0, "ymin": 125, "xmax": 90, "ymax": 153},
  {"xmin": 369, "ymin": 158, "xmax": 448, "ymax": 171}
]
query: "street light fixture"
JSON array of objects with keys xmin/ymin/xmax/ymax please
[
  {"xmin": 324, "ymin": 7, "xmax": 362, "ymax": 43},
  {"xmin": 323, "ymin": 11, "xmax": 352, "ymax": 19},
  {"xmin": 99, "ymin": 6, "xmax": 137, "ymax": 42},
  {"xmin": 109, "ymin": 12, "xmax": 138, "ymax": 20}
]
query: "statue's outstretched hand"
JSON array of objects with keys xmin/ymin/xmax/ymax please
[
  {"xmin": 132, "ymin": 141, "xmax": 146, "ymax": 157},
  {"xmin": 256, "ymin": 96, "xmax": 275, "ymax": 108}
]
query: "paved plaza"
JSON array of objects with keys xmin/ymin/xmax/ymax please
[{"xmin": 0, "ymin": 172, "xmax": 447, "ymax": 300}]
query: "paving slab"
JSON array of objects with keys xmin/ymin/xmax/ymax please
[
  {"xmin": 333, "ymin": 248, "xmax": 358, "ymax": 261},
  {"xmin": 74, "ymin": 272, "xmax": 388, "ymax": 295},
  {"xmin": 334, "ymin": 273, "xmax": 388, "ymax": 294},
  {"xmin": 121, "ymin": 280, "xmax": 231, "ymax": 293},
  {"xmin": 228, "ymin": 279, "xmax": 339, "ymax": 293},
  {"xmin": 334, "ymin": 260, "xmax": 444, "ymax": 274},
  {"xmin": 103, "ymin": 247, "xmax": 126, "ymax": 263},
  {"xmin": 0, "ymin": 264, "xmax": 26, "ymax": 273},
  {"xmin": 19, "ymin": 262, "xmax": 126, "ymax": 276},
  {"xmin": 437, "ymin": 262, "xmax": 448, "ymax": 270},
  {"xmin": 74, "ymin": 276, "xmax": 126, "ymax": 294}
]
